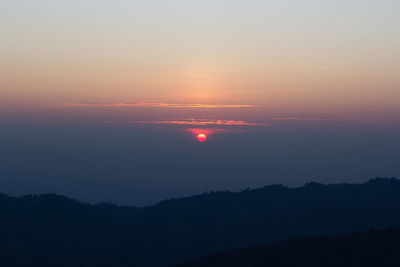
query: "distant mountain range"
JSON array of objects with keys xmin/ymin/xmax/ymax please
[
  {"xmin": 174, "ymin": 228, "xmax": 400, "ymax": 267},
  {"xmin": 1, "ymin": 178, "xmax": 400, "ymax": 266}
]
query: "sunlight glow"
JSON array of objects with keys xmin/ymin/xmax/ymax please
[{"xmin": 197, "ymin": 134, "xmax": 207, "ymax": 142}]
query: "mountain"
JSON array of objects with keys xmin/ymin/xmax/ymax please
[
  {"xmin": 174, "ymin": 228, "xmax": 400, "ymax": 267},
  {"xmin": 1, "ymin": 178, "xmax": 400, "ymax": 266}
]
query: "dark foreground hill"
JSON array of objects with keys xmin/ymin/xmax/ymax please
[
  {"xmin": 1, "ymin": 178, "xmax": 400, "ymax": 266},
  {"xmin": 175, "ymin": 228, "xmax": 400, "ymax": 267}
]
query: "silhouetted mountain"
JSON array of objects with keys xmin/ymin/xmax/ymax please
[
  {"xmin": 1, "ymin": 178, "xmax": 400, "ymax": 266},
  {"xmin": 174, "ymin": 227, "xmax": 400, "ymax": 267}
]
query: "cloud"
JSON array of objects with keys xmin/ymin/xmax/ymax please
[
  {"xmin": 60, "ymin": 102, "xmax": 254, "ymax": 108},
  {"xmin": 270, "ymin": 117, "xmax": 362, "ymax": 121},
  {"xmin": 134, "ymin": 119, "xmax": 268, "ymax": 126}
]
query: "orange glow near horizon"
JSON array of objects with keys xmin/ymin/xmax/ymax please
[
  {"xmin": 134, "ymin": 119, "xmax": 267, "ymax": 126},
  {"xmin": 59, "ymin": 102, "xmax": 254, "ymax": 109}
]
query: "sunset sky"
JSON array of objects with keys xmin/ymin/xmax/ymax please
[
  {"xmin": 1, "ymin": 1, "xmax": 400, "ymax": 205},
  {"xmin": 2, "ymin": 1, "xmax": 400, "ymax": 114}
]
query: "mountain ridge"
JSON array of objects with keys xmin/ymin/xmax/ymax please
[
  {"xmin": 174, "ymin": 227, "xmax": 400, "ymax": 267},
  {"xmin": 2, "ymin": 177, "xmax": 398, "ymax": 208},
  {"xmin": 1, "ymin": 177, "xmax": 400, "ymax": 266}
]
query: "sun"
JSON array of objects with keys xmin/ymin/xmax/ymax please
[{"xmin": 197, "ymin": 133, "xmax": 207, "ymax": 142}]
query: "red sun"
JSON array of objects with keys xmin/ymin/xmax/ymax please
[{"xmin": 197, "ymin": 133, "xmax": 207, "ymax": 142}]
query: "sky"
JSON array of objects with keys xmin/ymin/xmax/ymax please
[{"xmin": 1, "ymin": 1, "xmax": 400, "ymax": 205}]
